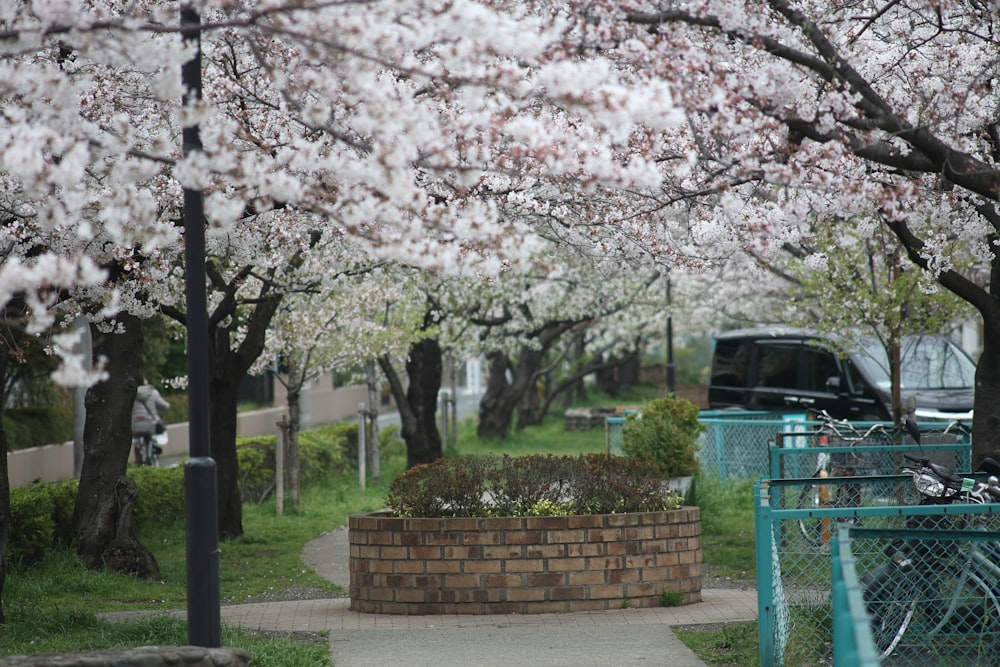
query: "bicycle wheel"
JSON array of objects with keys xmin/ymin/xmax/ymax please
[
  {"xmin": 862, "ymin": 565, "xmax": 918, "ymax": 658},
  {"xmin": 913, "ymin": 561, "xmax": 1000, "ymax": 661}
]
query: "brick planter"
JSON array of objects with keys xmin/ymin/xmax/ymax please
[{"xmin": 348, "ymin": 508, "xmax": 701, "ymax": 614}]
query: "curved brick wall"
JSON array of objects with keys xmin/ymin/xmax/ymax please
[{"xmin": 349, "ymin": 508, "xmax": 701, "ymax": 614}]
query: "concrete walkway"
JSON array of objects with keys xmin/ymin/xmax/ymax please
[{"xmin": 210, "ymin": 527, "xmax": 759, "ymax": 666}]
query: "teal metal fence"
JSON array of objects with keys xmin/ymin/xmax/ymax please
[
  {"xmin": 695, "ymin": 411, "xmax": 970, "ymax": 482},
  {"xmin": 770, "ymin": 434, "xmax": 971, "ymax": 481},
  {"xmin": 831, "ymin": 524, "xmax": 880, "ymax": 667},
  {"xmin": 698, "ymin": 415, "xmax": 806, "ymax": 479},
  {"xmin": 606, "ymin": 416, "xmax": 625, "ymax": 456},
  {"xmin": 755, "ymin": 476, "xmax": 1000, "ymax": 666}
]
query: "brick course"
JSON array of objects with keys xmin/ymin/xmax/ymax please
[{"xmin": 349, "ymin": 508, "xmax": 701, "ymax": 614}]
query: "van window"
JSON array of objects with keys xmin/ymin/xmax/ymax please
[
  {"xmin": 758, "ymin": 344, "xmax": 799, "ymax": 388},
  {"xmin": 854, "ymin": 336, "xmax": 976, "ymax": 390},
  {"xmin": 711, "ymin": 339, "xmax": 751, "ymax": 387},
  {"xmin": 802, "ymin": 347, "xmax": 840, "ymax": 392}
]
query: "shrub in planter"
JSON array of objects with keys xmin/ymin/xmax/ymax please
[
  {"xmin": 622, "ymin": 395, "xmax": 704, "ymax": 479},
  {"xmin": 385, "ymin": 454, "xmax": 680, "ymax": 518},
  {"xmin": 386, "ymin": 455, "xmax": 491, "ymax": 517},
  {"xmin": 571, "ymin": 454, "xmax": 680, "ymax": 514},
  {"xmin": 485, "ymin": 454, "xmax": 575, "ymax": 516}
]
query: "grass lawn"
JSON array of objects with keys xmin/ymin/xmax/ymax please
[{"xmin": 1, "ymin": 385, "xmax": 761, "ymax": 665}]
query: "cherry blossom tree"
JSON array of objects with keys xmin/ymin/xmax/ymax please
[
  {"xmin": 602, "ymin": 0, "xmax": 1000, "ymax": 462},
  {"xmin": 260, "ymin": 259, "xmax": 427, "ymax": 503},
  {"xmin": 0, "ymin": 0, "xmax": 687, "ymax": 565}
]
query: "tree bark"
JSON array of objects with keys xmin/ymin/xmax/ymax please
[
  {"xmin": 477, "ymin": 351, "xmax": 515, "ymax": 439},
  {"xmin": 478, "ymin": 347, "xmax": 544, "ymax": 438},
  {"xmin": 972, "ymin": 315, "xmax": 1000, "ymax": 467},
  {"xmin": 404, "ymin": 336, "xmax": 443, "ymax": 466},
  {"xmin": 365, "ymin": 359, "xmax": 381, "ymax": 483},
  {"xmin": 378, "ymin": 336, "xmax": 444, "ymax": 468},
  {"xmin": 286, "ymin": 384, "xmax": 301, "ymax": 509},
  {"xmin": 201, "ymin": 278, "xmax": 283, "ymax": 538},
  {"xmin": 72, "ymin": 313, "xmax": 159, "ymax": 578},
  {"xmin": 0, "ymin": 413, "xmax": 9, "ymax": 624}
]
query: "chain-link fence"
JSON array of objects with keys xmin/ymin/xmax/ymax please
[
  {"xmin": 695, "ymin": 411, "xmax": 970, "ymax": 482},
  {"xmin": 756, "ymin": 477, "xmax": 1000, "ymax": 666},
  {"xmin": 606, "ymin": 416, "xmax": 625, "ymax": 456},
  {"xmin": 772, "ymin": 433, "xmax": 971, "ymax": 482}
]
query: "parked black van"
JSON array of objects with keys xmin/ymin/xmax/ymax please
[{"xmin": 708, "ymin": 327, "xmax": 976, "ymax": 421}]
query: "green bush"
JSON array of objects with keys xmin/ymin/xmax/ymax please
[
  {"xmin": 128, "ymin": 466, "xmax": 185, "ymax": 526},
  {"xmin": 236, "ymin": 435, "xmax": 278, "ymax": 502},
  {"xmin": 387, "ymin": 456, "xmax": 491, "ymax": 518},
  {"xmin": 8, "ymin": 479, "xmax": 78, "ymax": 567},
  {"xmin": 5, "ymin": 421, "xmax": 366, "ymax": 569},
  {"xmin": 485, "ymin": 454, "xmax": 574, "ymax": 516},
  {"xmin": 622, "ymin": 395, "xmax": 704, "ymax": 478},
  {"xmin": 236, "ymin": 424, "xmax": 359, "ymax": 502},
  {"xmin": 572, "ymin": 454, "xmax": 682, "ymax": 514},
  {"xmin": 4, "ymin": 406, "xmax": 74, "ymax": 452},
  {"xmin": 385, "ymin": 454, "xmax": 681, "ymax": 518}
]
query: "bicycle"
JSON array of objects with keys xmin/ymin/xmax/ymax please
[
  {"xmin": 132, "ymin": 432, "xmax": 161, "ymax": 467},
  {"xmin": 795, "ymin": 411, "xmax": 894, "ymax": 546},
  {"xmin": 861, "ymin": 419, "xmax": 1000, "ymax": 660}
]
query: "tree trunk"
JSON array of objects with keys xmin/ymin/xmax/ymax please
[
  {"xmin": 515, "ymin": 370, "xmax": 543, "ymax": 430},
  {"xmin": 378, "ymin": 336, "xmax": 444, "ymax": 469},
  {"xmin": 478, "ymin": 347, "xmax": 544, "ymax": 438},
  {"xmin": 286, "ymin": 384, "xmax": 301, "ymax": 509},
  {"xmin": 403, "ymin": 336, "xmax": 443, "ymax": 467},
  {"xmin": 208, "ymin": 327, "xmax": 245, "ymax": 539},
  {"xmin": 477, "ymin": 351, "xmax": 513, "ymax": 438},
  {"xmin": 72, "ymin": 313, "xmax": 159, "ymax": 578},
  {"xmin": 365, "ymin": 359, "xmax": 381, "ymax": 483},
  {"xmin": 205, "ymin": 287, "xmax": 283, "ymax": 538},
  {"xmin": 972, "ymin": 316, "xmax": 1000, "ymax": 467},
  {"xmin": 0, "ymin": 413, "xmax": 9, "ymax": 623}
]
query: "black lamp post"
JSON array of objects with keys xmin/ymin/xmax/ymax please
[
  {"xmin": 666, "ymin": 271, "xmax": 675, "ymax": 396},
  {"xmin": 181, "ymin": 4, "xmax": 220, "ymax": 648}
]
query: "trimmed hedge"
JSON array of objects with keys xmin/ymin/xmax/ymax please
[
  {"xmin": 385, "ymin": 453, "xmax": 681, "ymax": 518},
  {"xmin": 5, "ymin": 421, "xmax": 380, "ymax": 569},
  {"xmin": 236, "ymin": 423, "xmax": 361, "ymax": 501}
]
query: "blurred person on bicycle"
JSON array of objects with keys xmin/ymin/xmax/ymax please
[{"xmin": 131, "ymin": 376, "xmax": 170, "ymax": 465}]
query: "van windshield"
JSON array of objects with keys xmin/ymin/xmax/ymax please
[{"xmin": 852, "ymin": 336, "xmax": 977, "ymax": 390}]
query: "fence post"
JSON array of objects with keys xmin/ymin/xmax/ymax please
[
  {"xmin": 275, "ymin": 416, "xmax": 287, "ymax": 516},
  {"xmin": 754, "ymin": 478, "xmax": 776, "ymax": 666},
  {"xmin": 357, "ymin": 402, "xmax": 366, "ymax": 491}
]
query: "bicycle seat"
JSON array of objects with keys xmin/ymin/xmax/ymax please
[{"xmin": 976, "ymin": 457, "xmax": 1000, "ymax": 476}]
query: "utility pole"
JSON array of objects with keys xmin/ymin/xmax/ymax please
[{"xmin": 181, "ymin": 3, "xmax": 221, "ymax": 648}]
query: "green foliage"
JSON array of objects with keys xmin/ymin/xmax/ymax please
[
  {"xmin": 299, "ymin": 423, "xmax": 356, "ymax": 482},
  {"xmin": 386, "ymin": 456, "xmax": 490, "ymax": 518},
  {"xmin": 4, "ymin": 405, "xmax": 75, "ymax": 452},
  {"xmin": 386, "ymin": 453, "xmax": 681, "ymax": 518},
  {"xmin": 128, "ymin": 466, "xmax": 185, "ymax": 526},
  {"xmin": 674, "ymin": 621, "xmax": 760, "ymax": 666},
  {"xmin": 236, "ymin": 424, "xmax": 357, "ymax": 501},
  {"xmin": 571, "ymin": 454, "xmax": 681, "ymax": 514},
  {"xmin": 4, "ymin": 423, "xmax": 367, "ymax": 570},
  {"xmin": 236, "ymin": 435, "xmax": 280, "ymax": 502},
  {"xmin": 691, "ymin": 473, "xmax": 756, "ymax": 580},
  {"xmin": 486, "ymin": 454, "xmax": 574, "ymax": 516},
  {"xmin": 660, "ymin": 589, "xmax": 685, "ymax": 607},
  {"xmin": 8, "ymin": 478, "xmax": 77, "ymax": 567},
  {"xmin": 622, "ymin": 395, "xmax": 704, "ymax": 478}
]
